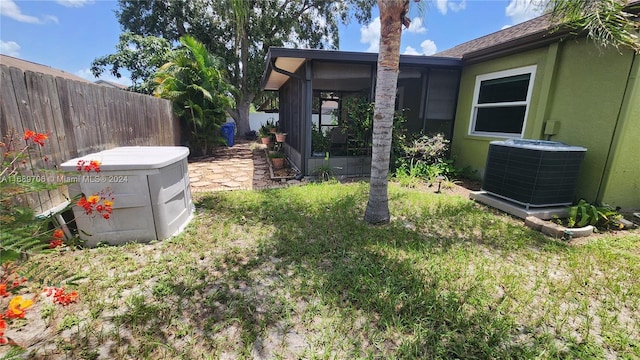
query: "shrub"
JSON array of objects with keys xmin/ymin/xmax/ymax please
[{"xmin": 568, "ymin": 199, "xmax": 623, "ymax": 230}]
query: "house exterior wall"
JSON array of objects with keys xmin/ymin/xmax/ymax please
[
  {"xmin": 451, "ymin": 39, "xmax": 639, "ymax": 209},
  {"xmin": 450, "ymin": 46, "xmax": 550, "ymax": 176},
  {"xmin": 543, "ymin": 41, "xmax": 636, "ymax": 208},
  {"xmin": 597, "ymin": 52, "xmax": 640, "ymax": 208}
]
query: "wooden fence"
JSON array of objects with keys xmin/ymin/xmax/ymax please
[{"xmin": 0, "ymin": 64, "xmax": 181, "ymax": 213}]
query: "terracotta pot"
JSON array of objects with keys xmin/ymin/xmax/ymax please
[
  {"xmin": 275, "ymin": 133, "xmax": 287, "ymax": 143},
  {"xmin": 260, "ymin": 136, "xmax": 271, "ymax": 145},
  {"xmin": 271, "ymin": 157, "xmax": 285, "ymax": 169}
]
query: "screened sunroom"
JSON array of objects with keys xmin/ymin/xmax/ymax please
[{"xmin": 260, "ymin": 47, "xmax": 462, "ymax": 176}]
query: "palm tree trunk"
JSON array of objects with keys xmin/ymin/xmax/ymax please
[{"xmin": 364, "ymin": 0, "xmax": 407, "ymax": 224}]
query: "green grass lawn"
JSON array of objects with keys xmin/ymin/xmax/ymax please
[{"xmin": 6, "ymin": 182, "xmax": 640, "ymax": 359}]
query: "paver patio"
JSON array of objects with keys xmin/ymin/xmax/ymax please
[{"xmin": 187, "ymin": 140, "xmax": 301, "ymax": 192}]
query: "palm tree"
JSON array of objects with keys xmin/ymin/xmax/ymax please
[
  {"xmin": 154, "ymin": 36, "xmax": 234, "ymax": 156},
  {"xmin": 364, "ymin": 0, "xmax": 411, "ymax": 224},
  {"xmin": 550, "ymin": 0, "xmax": 640, "ymax": 53}
]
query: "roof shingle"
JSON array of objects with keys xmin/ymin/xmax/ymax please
[
  {"xmin": 436, "ymin": 0, "xmax": 640, "ymax": 61},
  {"xmin": 435, "ymin": 13, "xmax": 557, "ymax": 59}
]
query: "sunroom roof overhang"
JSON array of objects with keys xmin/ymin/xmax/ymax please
[{"xmin": 260, "ymin": 47, "xmax": 463, "ymax": 91}]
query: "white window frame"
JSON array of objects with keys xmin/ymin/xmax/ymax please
[{"xmin": 468, "ymin": 65, "xmax": 537, "ymax": 138}]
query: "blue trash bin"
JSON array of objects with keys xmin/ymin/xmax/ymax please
[{"xmin": 221, "ymin": 122, "xmax": 235, "ymax": 147}]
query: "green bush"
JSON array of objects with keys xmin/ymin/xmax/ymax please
[{"xmin": 393, "ymin": 133, "xmax": 467, "ymax": 184}]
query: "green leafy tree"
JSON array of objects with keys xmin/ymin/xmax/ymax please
[
  {"xmin": 154, "ymin": 35, "xmax": 234, "ymax": 156},
  {"xmin": 91, "ymin": 32, "xmax": 173, "ymax": 94},
  {"xmin": 96, "ymin": 0, "xmax": 349, "ymax": 135}
]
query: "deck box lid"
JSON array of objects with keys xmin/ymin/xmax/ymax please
[{"xmin": 61, "ymin": 146, "xmax": 190, "ymax": 171}]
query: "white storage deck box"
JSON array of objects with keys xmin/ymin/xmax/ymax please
[{"xmin": 61, "ymin": 146, "xmax": 193, "ymax": 246}]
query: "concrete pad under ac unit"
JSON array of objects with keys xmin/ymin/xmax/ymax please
[{"xmin": 469, "ymin": 191, "xmax": 569, "ymax": 220}]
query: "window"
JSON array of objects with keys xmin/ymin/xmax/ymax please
[{"xmin": 469, "ymin": 66, "xmax": 536, "ymax": 137}]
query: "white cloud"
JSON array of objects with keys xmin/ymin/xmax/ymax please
[
  {"xmin": 403, "ymin": 46, "xmax": 420, "ymax": 55},
  {"xmin": 436, "ymin": 0, "xmax": 448, "ymax": 15},
  {"xmin": 448, "ymin": 0, "xmax": 467, "ymax": 12},
  {"xmin": 56, "ymin": 0, "xmax": 94, "ymax": 7},
  {"xmin": 1, "ymin": 0, "xmax": 41, "ymax": 23},
  {"xmin": 0, "ymin": 40, "xmax": 21, "ymax": 57},
  {"xmin": 406, "ymin": 17, "xmax": 426, "ymax": 34},
  {"xmin": 0, "ymin": 0, "xmax": 58, "ymax": 24},
  {"xmin": 43, "ymin": 15, "xmax": 59, "ymax": 24},
  {"xmin": 402, "ymin": 40, "xmax": 437, "ymax": 56},
  {"xmin": 360, "ymin": 17, "xmax": 380, "ymax": 52},
  {"xmin": 505, "ymin": 0, "xmax": 547, "ymax": 24},
  {"xmin": 435, "ymin": 0, "xmax": 467, "ymax": 15},
  {"xmin": 76, "ymin": 68, "xmax": 132, "ymax": 87},
  {"xmin": 420, "ymin": 39, "xmax": 437, "ymax": 55}
]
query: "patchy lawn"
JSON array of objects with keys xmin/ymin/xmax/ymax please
[{"xmin": 3, "ymin": 182, "xmax": 639, "ymax": 359}]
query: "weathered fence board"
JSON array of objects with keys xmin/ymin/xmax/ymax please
[{"xmin": 0, "ymin": 64, "xmax": 180, "ymax": 213}]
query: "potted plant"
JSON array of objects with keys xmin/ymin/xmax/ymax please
[
  {"xmin": 268, "ymin": 151, "xmax": 286, "ymax": 169},
  {"xmin": 266, "ymin": 118, "xmax": 277, "ymax": 134},
  {"xmin": 258, "ymin": 126, "xmax": 271, "ymax": 145},
  {"xmin": 275, "ymin": 132, "xmax": 287, "ymax": 143}
]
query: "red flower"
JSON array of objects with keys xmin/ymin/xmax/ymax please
[
  {"xmin": 49, "ymin": 239, "xmax": 63, "ymax": 249},
  {"xmin": 23, "ymin": 130, "xmax": 48, "ymax": 146},
  {"xmin": 43, "ymin": 287, "xmax": 78, "ymax": 306},
  {"xmin": 0, "ymin": 315, "xmax": 6, "ymax": 344},
  {"xmin": 0, "ymin": 284, "xmax": 9, "ymax": 298},
  {"xmin": 102, "ymin": 213, "xmax": 110, "ymax": 219},
  {"xmin": 23, "ymin": 130, "xmax": 35, "ymax": 141},
  {"xmin": 89, "ymin": 160, "xmax": 101, "ymax": 172},
  {"xmin": 53, "ymin": 229, "xmax": 64, "ymax": 239},
  {"xmin": 77, "ymin": 197, "xmax": 93, "ymax": 215},
  {"xmin": 76, "ymin": 159, "xmax": 101, "ymax": 173},
  {"xmin": 77, "ymin": 190, "xmax": 114, "ymax": 217},
  {"xmin": 33, "ymin": 133, "xmax": 48, "ymax": 146}
]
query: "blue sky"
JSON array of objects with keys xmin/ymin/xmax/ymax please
[{"xmin": 1, "ymin": 0, "xmax": 546, "ymax": 86}]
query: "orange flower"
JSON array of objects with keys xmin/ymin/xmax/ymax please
[
  {"xmin": 23, "ymin": 130, "xmax": 48, "ymax": 146},
  {"xmin": 87, "ymin": 195, "xmax": 100, "ymax": 204},
  {"xmin": 76, "ymin": 159, "xmax": 101, "ymax": 173},
  {"xmin": 5, "ymin": 296, "xmax": 34, "ymax": 319},
  {"xmin": 89, "ymin": 160, "xmax": 101, "ymax": 172},
  {"xmin": 0, "ymin": 284, "xmax": 9, "ymax": 298},
  {"xmin": 53, "ymin": 229, "xmax": 64, "ymax": 239},
  {"xmin": 23, "ymin": 130, "xmax": 35, "ymax": 140},
  {"xmin": 103, "ymin": 199, "xmax": 113, "ymax": 207},
  {"xmin": 33, "ymin": 133, "xmax": 48, "ymax": 146}
]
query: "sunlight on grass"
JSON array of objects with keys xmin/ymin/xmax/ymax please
[{"xmin": 10, "ymin": 182, "xmax": 640, "ymax": 359}]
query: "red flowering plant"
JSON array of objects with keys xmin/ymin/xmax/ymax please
[
  {"xmin": 0, "ymin": 128, "xmax": 110, "ymax": 346},
  {"xmin": 1, "ymin": 128, "xmax": 115, "ymax": 254},
  {"xmin": 1, "ymin": 128, "xmax": 64, "ymax": 258}
]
